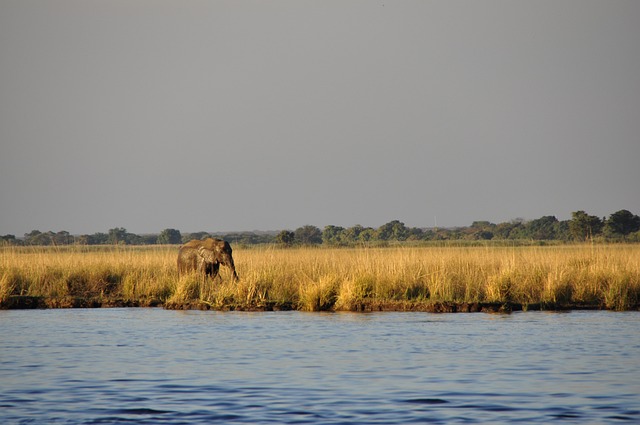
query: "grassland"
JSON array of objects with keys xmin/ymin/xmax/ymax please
[{"xmin": 1, "ymin": 244, "xmax": 639, "ymax": 311}]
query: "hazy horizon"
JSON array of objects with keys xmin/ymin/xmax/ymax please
[{"xmin": 2, "ymin": 1, "xmax": 639, "ymax": 236}]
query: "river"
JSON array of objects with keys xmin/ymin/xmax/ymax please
[{"xmin": 1, "ymin": 309, "xmax": 638, "ymax": 424}]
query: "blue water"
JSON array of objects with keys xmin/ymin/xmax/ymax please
[{"xmin": 1, "ymin": 309, "xmax": 638, "ymax": 424}]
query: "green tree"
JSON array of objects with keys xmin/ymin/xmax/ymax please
[
  {"xmin": 276, "ymin": 230, "xmax": 295, "ymax": 246},
  {"xmin": 359, "ymin": 227, "xmax": 376, "ymax": 242},
  {"xmin": 467, "ymin": 221, "xmax": 495, "ymax": 240},
  {"xmin": 605, "ymin": 209, "xmax": 640, "ymax": 238},
  {"xmin": 139, "ymin": 234, "xmax": 158, "ymax": 245},
  {"xmin": 569, "ymin": 211, "xmax": 603, "ymax": 241},
  {"xmin": 527, "ymin": 216, "xmax": 559, "ymax": 240},
  {"xmin": 494, "ymin": 221, "xmax": 517, "ymax": 239},
  {"xmin": 322, "ymin": 225, "xmax": 346, "ymax": 246},
  {"xmin": 216, "ymin": 232, "xmax": 274, "ymax": 245},
  {"xmin": 157, "ymin": 228, "xmax": 182, "ymax": 244},
  {"xmin": 554, "ymin": 220, "xmax": 572, "ymax": 241},
  {"xmin": 294, "ymin": 225, "xmax": 323, "ymax": 245},
  {"xmin": 377, "ymin": 220, "xmax": 408, "ymax": 241},
  {"xmin": 470, "ymin": 221, "xmax": 494, "ymax": 229},
  {"xmin": 406, "ymin": 227, "xmax": 425, "ymax": 241},
  {"xmin": 90, "ymin": 232, "xmax": 109, "ymax": 244},
  {"xmin": 25, "ymin": 230, "xmax": 52, "ymax": 245},
  {"xmin": 342, "ymin": 225, "xmax": 377, "ymax": 244},
  {"xmin": 1, "ymin": 234, "xmax": 18, "ymax": 246},
  {"xmin": 108, "ymin": 227, "xmax": 127, "ymax": 244},
  {"xmin": 52, "ymin": 231, "xmax": 72, "ymax": 245},
  {"xmin": 420, "ymin": 228, "xmax": 437, "ymax": 241},
  {"xmin": 343, "ymin": 225, "xmax": 364, "ymax": 244}
]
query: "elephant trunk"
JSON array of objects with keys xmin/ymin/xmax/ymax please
[
  {"xmin": 229, "ymin": 259, "xmax": 239, "ymax": 281},
  {"xmin": 220, "ymin": 253, "xmax": 239, "ymax": 281}
]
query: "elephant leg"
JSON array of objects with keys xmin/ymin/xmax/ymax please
[
  {"xmin": 197, "ymin": 258, "xmax": 209, "ymax": 278},
  {"xmin": 203, "ymin": 262, "xmax": 220, "ymax": 279},
  {"xmin": 209, "ymin": 262, "xmax": 220, "ymax": 279}
]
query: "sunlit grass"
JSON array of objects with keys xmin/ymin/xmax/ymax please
[
  {"xmin": 2, "ymin": 244, "xmax": 639, "ymax": 310},
  {"xmin": 0, "ymin": 246, "xmax": 176, "ymax": 305}
]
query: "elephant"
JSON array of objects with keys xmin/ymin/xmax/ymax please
[{"xmin": 177, "ymin": 238, "xmax": 239, "ymax": 281}]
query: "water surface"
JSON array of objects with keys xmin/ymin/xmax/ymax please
[{"xmin": 1, "ymin": 309, "xmax": 638, "ymax": 424}]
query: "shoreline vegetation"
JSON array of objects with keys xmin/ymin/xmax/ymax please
[{"xmin": 1, "ymin": 244, "xmax": 639, "ymax": 312}]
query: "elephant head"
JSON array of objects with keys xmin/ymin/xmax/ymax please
[
  {"xmin": 198, "ymin": 238, "xmax": 239, "ymax": 281},
  {"xmin": 177, "ymin": 238, "xmax": 239, "ymax": 281}
]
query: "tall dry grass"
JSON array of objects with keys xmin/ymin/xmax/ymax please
[
  {"xmin": 2, "ymin": 244, "xmax": 640, "ymax": 310},
  {"xmin": 0, "ymin": 246, "xmax": 177, "ymax": 305}
]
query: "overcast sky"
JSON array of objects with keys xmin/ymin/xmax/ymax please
[{"xmin": 1, "ymin": 0, "xmax": 639, "ymax": 235}]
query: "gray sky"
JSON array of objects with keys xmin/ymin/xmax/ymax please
[{"xmin": 1, "ymin": 0, "xmax": 639, "ymax": 236}]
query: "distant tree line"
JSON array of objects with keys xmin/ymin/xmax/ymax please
[{"xmin": 2, "ymin": 209, "xmax": 639, "ymax": 247}]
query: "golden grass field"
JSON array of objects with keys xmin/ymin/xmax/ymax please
[{"xmin": 1, "ymin": 244, "xmax": 639, "ymax": 311}]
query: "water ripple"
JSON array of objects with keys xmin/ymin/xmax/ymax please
[{"xmin": 1, "ymin": 310, "xmax": 639, "ymax": 424}]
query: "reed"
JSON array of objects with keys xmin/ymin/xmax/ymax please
[{"xmin": 2, "ymin": 244, "xmax": 639, "ymax": 310}]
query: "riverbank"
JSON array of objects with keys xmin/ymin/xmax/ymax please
[
  {"xmin": 163, "ymin": 299, "xmax": 619, "ymax": 313},
  {"xmin": 2, "ymin": 245, "xmax": 640, "ymax": 311},
  {"xmin": 1, "ymin": 294, "xmax": 631, "ymax": 313}
]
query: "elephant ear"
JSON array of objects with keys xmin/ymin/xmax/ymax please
[{"xmin": 197, "ymin": 246, "xmax": 215, "ymax": 262}]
